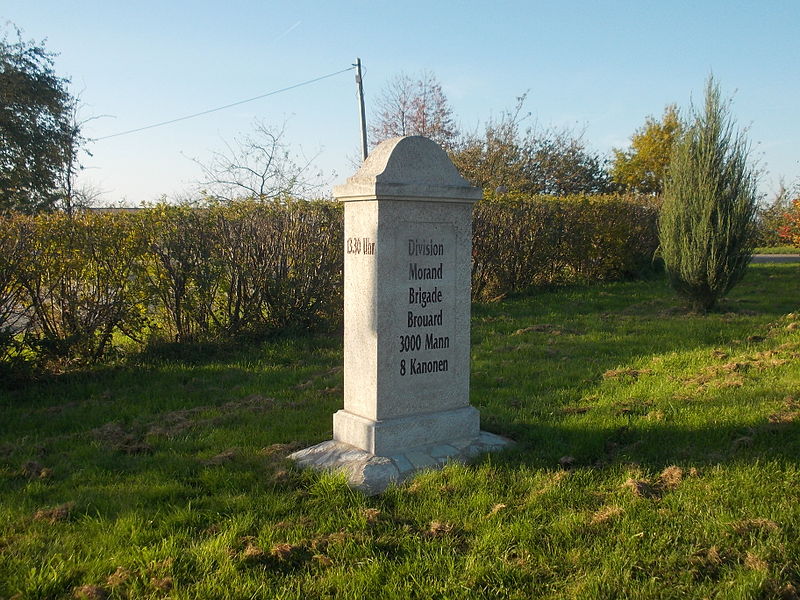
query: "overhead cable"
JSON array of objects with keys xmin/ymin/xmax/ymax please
[{"xmin": 95, "ymin": 65, "xmax": 356, "ymax": 141}]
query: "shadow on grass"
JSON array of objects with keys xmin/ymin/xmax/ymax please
[
  {"xmin": 1, "ymin": 264, "xmax": 797, "ymax": 510},
  {"xmin": 478, "ymin": 418, "xmax": 800, "ymax": 474}
]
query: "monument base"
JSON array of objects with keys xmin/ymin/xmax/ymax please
[
  {"xmin": 288, "ymin": 431, "xmax": 512, "ymax": 495},
  {"xmin": 332, "ymin": 406, "xmax": 480, "ymax": 455}
]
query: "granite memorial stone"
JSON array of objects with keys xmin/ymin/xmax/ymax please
[{"xmin": 290, "ymin": 136, "xmax": 510, "ymax": 493}]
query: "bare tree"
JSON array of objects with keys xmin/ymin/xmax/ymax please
[
  {"xmin": 370, "ymin": 71, "xmax": 458, "ymax": 148},
  {"xmin": 56, "ymin": 99, "xmax": 109, "ymax": 214},
  {"xmin": 194, "ymin": 120, "xmax": 329, "ymax": 202}
]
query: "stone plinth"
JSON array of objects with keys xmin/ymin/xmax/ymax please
[{"xmin": 289, "ymin": 136, "xmax": 511, "ymax": 494}]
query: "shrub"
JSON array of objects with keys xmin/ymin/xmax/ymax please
[
  {"xmin": 138, "ymin": 205, "xmax": 222, "ymax": 342},
  {"xmin": 755, "ymin": 191, "xmax": 794, "ymax": 247},
  {"xmin": 778, "ymin": 198, "xmax": 800, "ymax": 247},
  {"xmin": 472, "ymin": 193, "xmax": 659, "ymax": 300},
  {"xmin": 0, "ymin": 215, "xmax": 31, "ymax": 362},
  {"xmin": 138, "ymin": 200, "xmax": 344, "ymax": 342},
  {"xmin": 1, "ymin": 194, "xmax": 659, "ymax": 369},
  {"xmin": 659, "ymin": 78, "xmax": 758, "ymax": 313},
  {"xmin": 16, "ymin": 212, "xmax": 147, "ymax": 364},
  {"xmin": 208, "ymin": 200, "xmax": 343, "ymax": 333}
]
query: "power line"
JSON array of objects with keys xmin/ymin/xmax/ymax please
[{"xmin": 95, "ymin": 66, "xmax": 356, "ymax": 141}]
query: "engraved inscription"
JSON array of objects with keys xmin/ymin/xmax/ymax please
[{"xmin": 397, "ymin": 227, "xmax": 454, "ymax": 379}]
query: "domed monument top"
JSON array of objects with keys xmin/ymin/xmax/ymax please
[{"xmin": 334, "ymin": 136, "xmax": 482, "ymax": 202}]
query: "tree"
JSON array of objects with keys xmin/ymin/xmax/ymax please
[
  {"xmin": 55, "ymin": 99, "xmax": 101, "ymax": 214},
  {"xmin": 611, "ymin": 105, "xmax": 682, "ymax": 195},
  {"xmin": 450, "ymin": 95, "xmax": 614, "ymax": 195},
  {"xmin": 778, "ymin": 196, "xmax": 800, "ymax": 247},
  {"xmin": 450, "ymin": 97, "xmax": 530, "ymax": 193},
  {"xmin": 658, "ymin": 77, "xmax": 758, "ymax": 313},
  {"xmin": 370, "ymin": 71, "xmax": 458, "ymax": 148},
  {"xmin": 0, "ymin": 26, "xmax": 79, "ymax": 214},
  {"xmin": 755, "ymin": 180, "xmax": 795, "ymax": 247},
  {"xmin": 194, "ymin": 120, "xmax": 328, "ymax": 202}
]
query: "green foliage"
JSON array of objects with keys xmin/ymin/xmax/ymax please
[
  {"xmin": 755, "ymin": 187, "xmax": 795, "ymax": 247},
  {"xmin": 450, "ymin": 96, "xmax": 614, "ymax": 195},
  {"xmin": 472, "ymin": 193, "xmax": 659, "ymax": 300},
  {"xmin": 10, "ymin": 212, "xmax": 147, "ymax": 364},
  {"xmin": 0, "ymin": 26, "xmax": 79, "ymax": 214},
  {"xmin": 1, "ymin": 194, "xmax": 659, "ymax": 368},
  {"xmin": 0, "ymin": 200, "xmax": 344, "ymax": 368},
  {"xmin": 140, "ymin": 205, "xmax": 223, "ymax": 342},
  {"xmin": 139, "ymin": 200, "xmax": 344, "ymax": 342},
  {"xmin": 612, "ymin": 104, "xmax": 682, "ymax": 194},
  {"xmin": 659, "ymin": 78, "xmax": 758, "ymax": 312},
  {"xmin": 0, "ymin": 215, "xmax": 29, "ymax": 365}
]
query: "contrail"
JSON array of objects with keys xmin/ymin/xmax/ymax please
[{"xmin": 272, "ymin": 21, "xmax": 302, "ymax": 45}]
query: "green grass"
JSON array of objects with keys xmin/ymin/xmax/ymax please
[
  {"xmin": 1, "ymin": 264, "xmax": 799, "ymax": 599},
  {"xmin": 755, "ymin": 246, "xmax": 800, "ymax": 255}
]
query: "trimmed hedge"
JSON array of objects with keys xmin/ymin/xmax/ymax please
[
  {"xmin": 0, "ymin": 194, "xmax": 658, "ymax": 367},
  {"xmin": 472, "ymin": 194, "xmax": 659, "ymax": 300}
]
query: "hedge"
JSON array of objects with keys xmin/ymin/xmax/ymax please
[
  {"xmin": 472, "ymin": 193, "xmax": 660, "ymax": 300},
  {"xmin": 0, "ymin": 194, "xmax": 657, "ymax": 368}
]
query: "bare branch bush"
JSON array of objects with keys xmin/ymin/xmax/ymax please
[{"xmin": 194, "ymin": 120, "xmax": 329, "ymax": 202}]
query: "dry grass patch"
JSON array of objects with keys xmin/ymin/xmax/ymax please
[
  {"xmin": 312, "ymin": 553, "xmax": 334, "ymax": 567},
  {"xmin": 106, "ymin": 567, "xmax": 131, "ymax": 587},
  {"xmin": 362, "ymin": 508, "xmax": 381, "ymax": 524},
  {"xmin": 683, "ymin": 342, "xmax": 797, "ymax": 392},
  {"xmin": 241, "ymin": 543, "xmax": 265, "ymax": 562},
  {"xmin": 590, "ymin": 505, "xmax": 624, "ymax": 525},
  {"xmin": 146, "ymin": 395, "xmax": 277, "ymax": 438},
  {"xmin": 689, "ymin": 545, "xmax": 732, "ymax": 580},
  {"xmin": 21, "ymin": 460, "xmax": 52, "ymax": 480},
  {"xmin": 622, "ymin": 466, "xmax": 693, "ymax": 500},
  {"xmin": 92, "ymin": 423, "xmax": 152, "ymax": 455},
  {"xmin": 270, "ymin": 543, "xmax": 297, "ymax": 560},
  {"xmin": 744, "ymin": 551, "xmax": 770, "ymax": 572},
  {"xmin": 72, "ymin": 585, "xmax": 108, "ymax": 599},
  {"xmin": 33, "ymin": 501, "xmax": 74, "ymax": 523},
  {"xmin": 150, "ymin": 576, "xmax": 173, "ymax": 592},
  {"xmin": 260, "ymin": 442, "xmax": 303, "ymax": 458},
  {"xmin": 623, "ymin": 478, "xmax": 660, "ymax": 499},
  {"xmin": 512, "ymin": 323, "xmax": 582, "ymax": 336},
  {"xmin": 558, "ymin": 456, "xmax": 576, "ymax": 469},
  {"xmin": 657, "ymin": 465, "xmax": 684, "ymax": 490},
  {"xmin": 731, "ymin": 436, "xmax": 753, "ymax": 450},
  {"xmin": 767, "ymin": 396, "xmax": 800, "ymax": 429},
  {"xmin": 426, "ymin": 521, "xmax": 455, "ymax": 537},
  {"xmin": 730, "ymin": 518, "xmax": 780, "ymax": 536},
  {"xmin": 202, "ymin": 448, "xmax": 237, "ymax": 466}
]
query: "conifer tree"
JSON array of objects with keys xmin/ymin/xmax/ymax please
[{"xmin": 659, "ymin": 77, "xmax": 758, "ymax": 313}]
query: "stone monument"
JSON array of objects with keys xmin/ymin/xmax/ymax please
[{"xmin": 289, "ymin": 136, "xmax": 510, "ymax": 494}]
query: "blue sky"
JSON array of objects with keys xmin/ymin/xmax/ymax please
[{"xmin": 4, "ymin": 1, "xmax": 799, "ymax": 204}]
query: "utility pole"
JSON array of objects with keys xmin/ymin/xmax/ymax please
[{"xmin": 354, "ymin": 58, "xmax": 368, "ymax": 161}]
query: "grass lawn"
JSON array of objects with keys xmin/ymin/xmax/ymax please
[
  {"xmin": 755, "ymin": 246, "xmax": 800, "ymax": 255},
  {"xmin": 1, "ymin": 263, "xmax": 799, "ymax": 599}
]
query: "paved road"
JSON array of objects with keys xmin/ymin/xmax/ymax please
[{"xmin": 751, "ymin": 254, "xmax": 800, "ymax": 263}]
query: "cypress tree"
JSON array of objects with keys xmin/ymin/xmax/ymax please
[{"xmin": 659, "ymin": 77, "xmax": 758, "ymax": 313}]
